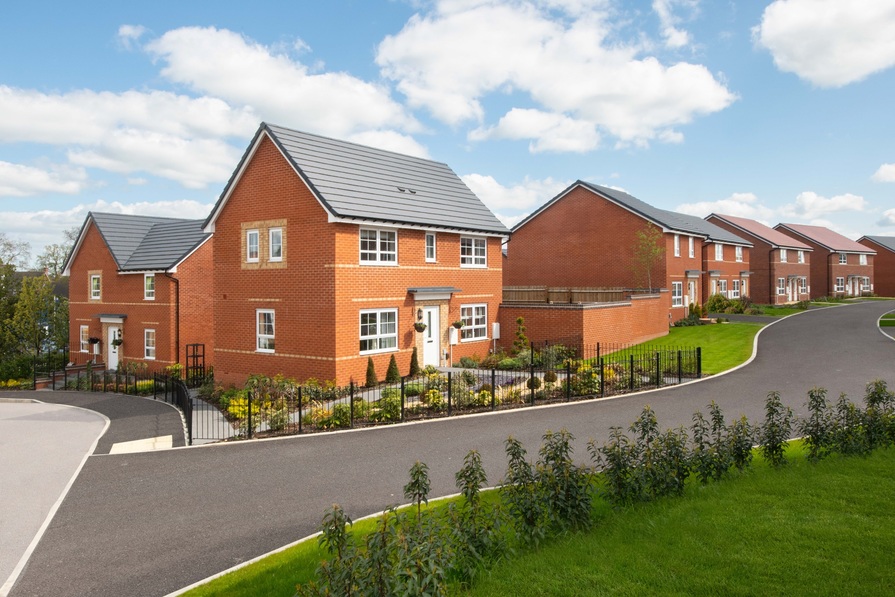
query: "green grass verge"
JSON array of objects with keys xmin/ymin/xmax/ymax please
[
  {"xmin": 637, "ymin": 322, "xmax": 763, "ymax": 375},
  {"xmin": 880, "ymin": 319, "xmax": 895, "ymax": 327},
  {"xmin": 754, "ymin": 304, "xmax": 806, "ymax": 317},
  {"xmin": 465, "ymin": 446, "xmax": 895, "ymax": 596}
]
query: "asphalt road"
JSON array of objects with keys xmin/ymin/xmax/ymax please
[{"xmin": 8, "ymin": 300, "xmax": 895, "ymax": 597}]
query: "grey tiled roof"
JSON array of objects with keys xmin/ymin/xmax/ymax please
[
  {"xmin": 84, "ymin": 212, "xmax": 209, "ymax": 271},
  {"xmin": 859, "ymin": 235, "xmax": 895, "ymax": 253},
  {"xmin": 516, "ymin": 181, "xmax": 750, "ymax": 245},
  {"xmin": 208, "ymin": 123, "xmax": 509, "ymax": 235}
]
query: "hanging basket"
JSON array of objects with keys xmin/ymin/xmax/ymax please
[
  {"xmin": 414, "ymin": 322, "xmax": 428, "ymax": 333},
  {"xmin": 111, "ymin": 338, "xmax": 123, "ymax": 347},
  {"xmin": 88, "ymin": 337, "xmax": 101, "ymax": 345},
  {"xmin": 452, "ymin": 320, "xmax": 464, "ymax": 329}
]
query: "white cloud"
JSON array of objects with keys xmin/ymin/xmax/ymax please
[
  {"xmin": 146, "ymin": 26, "xmax": 420, "ymax": 139},
  {"xmin": 879, "ymin": 209, "xmax": 895, "ymax": 227},
  {"xmin": 779, "ymin": 191, "xmax": 867, "ymax": 219},
  {"xmin": 653, "ymin": 0, "xmax": 697, "ymax": 49},
  {"xmin": 676, "ymin": 192, "xmax": 775, "ymax": 220},
  {"xmin": 469, "ymin": 108, "xmax": 600, "ymax": 152},
  {"xmin": 754, "ymin": 0, "xmax": 895, "ymax": 87},
  {"xmin": 0, "ymin": 161, "xmax": 88, "ymax": 197},
  {"xmin": 377, "ymin": 0, "xmax": 734, "ymax": 149},
  {"xmin": 872, "ymin": 163, "xmax": 895, "ymax": 182},
  {"xmin": 117, "ymin": 25, "xmax": 147, "ymax": 50},
  {"xmin": 461, "ymin": 173, "xmax": 570, "ymax": 213}
]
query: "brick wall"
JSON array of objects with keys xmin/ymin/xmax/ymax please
[
  {"xmin": 859, "ymin": 239, "xmax": 895, "ymax": 297},
  {"xmin": 176, "ymin": 238, "xmax": 215, "ymax": 369},
  {"xmin": 701, "ymin": 243, "xmax": 751, "ymax": 304}
]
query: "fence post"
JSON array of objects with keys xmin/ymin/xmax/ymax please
[
  {"xmin": 696, "ymin": 347, "xmax": 702, "ymax": 378},
  {"xmin": 530, "ymin": 362, "xmax": 535, "ymax": 406},
  {"xmin": 349, "ymin": 382, "xmax": 355, "ymax": 429},
  {"xmin": 298, "ymin": 386, "xmax": 303, "ymax": 434},
  {"xmin": 400, "ymin": 376, "xmax": 406, "ymax": 422},
  {"xmin": 491, "ymin": 368, "xmax": 496, "ymax": 411},
  {"xmin": 597, "ymin": 342, "xmax": 601, "ymax": 364},
  {"xmin": 655, "ymin": 351, "xmax": 661, "ymax": 388},
  {"xmin": 102, "ymin": 371, "xmax": 107, "ymax": 393},
  {"xmin": 447, "ymin": 371, "xmax": 452, "ymax": 417},
  {"xmin": 566, "ymin": 360, "xmax": 571, "ymax": 402},
  {"xmin": 629, "ymin": 354, "xmax": 635, "ymax": 391},
  {"xmin": 677, "ymin": 350, "xmax": 682, "ymax": 384},
  {"xmin": 247, "ymin": 390, "xmax": 253, "ymax": 440},
  {"xmin": 600, "ymin": 358, "xmax": 605, "ymax": 397}
]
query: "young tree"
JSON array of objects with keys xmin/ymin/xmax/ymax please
[
  {"xmin": 0, "ymin": 233, "xmax": 31, "ymax": 270},
  {"xmin": 9, "ymin": 275, "xmax": 56, "ymax": 355},
  {"xmin": 632, "ymin": 224, "xmax": 665, "ymax": 291}
]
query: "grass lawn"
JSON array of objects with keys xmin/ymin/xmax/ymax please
[
  {"xmin": 183, "ymin": 445, "xmax": 895, "ymax": 597},
  {"xmin": 637, "ymin": 322, "xmax": 763, "ymax": 375},
  {"xmin": 465, "ymin": 446, "xmax": 895, "ymax": 597},
  {"xmin": 754, "ymin": 304, "xmax": 807, "ymax": 317}
]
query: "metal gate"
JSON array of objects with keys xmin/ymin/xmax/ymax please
[{"xmin": 185, "ymin": 343, "xmax": 205, "ymax": 386}]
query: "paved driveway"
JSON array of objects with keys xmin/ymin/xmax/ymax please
[{"xmin": 7, "ymin": 300, "xmax": 895, "ymax": 597}]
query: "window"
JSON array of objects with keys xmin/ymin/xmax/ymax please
[
  {"xmin": 360, "ymin": 228, "xmax": 397, "ymax": 264},
  {"xmin": 859, "ymin": 254, "xmax": 867, "ymax": 266},
  {"xmin": 269, "ymin": 228, "xmax": 283, "ymax": 262},
  {"xmin": 779, "ymin": 248, "xmax": 787, "ymax": 263},
  {"xmin": 798, "ymin": 250, "xmax": 805, "ymax": 264},
  {"xmin": 674, "ymin": 234, "xmax": 680, "ymax": 257},
  {"xmin": 144, "ymin": 329, "xmax": 156, "ymax": 360},
  {"xmin": 425, "ymin": 233, "xmax": 436, "ymax": 262},
  {"xmin": 777, "ymin": 278, "xmax": 786, "ymax": 295},
  {"xmin": 862, "ymin": 277, "xmax": 871, "ymax": 291},
  {"xmin": 460, "ymin": 304, "xmax": 488, "ymax": 339},
  {"xmin": 79, "ymin": 326, "xmax": 90, "ymax": 352},
  {"xmin": 835, "ymin": 277, "xmax": 845, "ymax": 293},
  {"xmin": 731, "ymin": 280, "xmax": 741, "ymax": 298},
  {"xmin": 359, "ymin": 309, "xmax": 397, "ymax": 353},
  {"xmin": 255, "ymin": 310, "xmax": 275, "ymax": 352},
  {"xmin": 718, "ymin": 279, "xmax": 728, "ymax": 298},
  {"xmin": 715, "ymin": 243, "xmax": 723, "ymax": 261},
  {"xmin": 460, "ymin": 237, "xmax": 487, "ymax": 267},
  {"xmin": 671, "ymin": 282, "xmax": 683, "ymax": 307},
  {"xmin": 90, "ymin": 274, "xmax": 101, "ymax": 300},
  {"xmin": 736, "ymin": 246, "xmax": 743, "ymax": 262},
  {"xmin": 144, "ymin": 274, "xmax": 155, "ymax": 300},
  {"xmin": 688, "ymin": 236, "xmax": 695, "ymax": 258},
  {"xmin": 246, "ymin": 230, "xmax": 259, "ymax": 263},
  {"xmin": 839, "ymin": 253, "xmax": 847, "ymax": 265},
  {"xmin": 800, "ymin": 277, "xmax": 808, "ymax": 294}
]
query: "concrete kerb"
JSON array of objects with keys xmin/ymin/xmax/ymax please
[{"xmin": 0, "ymin": 402, "xmax": 110, "ymax": 597}]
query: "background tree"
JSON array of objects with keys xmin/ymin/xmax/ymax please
[
  {"xmin": 632, "ymin": 224, "xmax": 665, "ymax": 291},
  {"xmin": 36, "ymin": 226, "xmax": 79, "ymax": 279},
  {"xmin": 0, "ymin": 233, "xmax": 31, "ymax": 270},
  {"xmin": 9, "ymin": 275, "xmax": 56, "ymax": 355}
]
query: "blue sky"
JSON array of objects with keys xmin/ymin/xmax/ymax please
[{"xmin": 2, "ymin": 0, "xmax": 895, "ymax": 259}]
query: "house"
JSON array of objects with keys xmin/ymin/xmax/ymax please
[
  {"xmin": 504, "ymin": 181, "xmax": 752, "ymax": 321},
  {"xmin": 63, "ymin": 212, "xmax": 213, "ymax": 373},
  {"xmin": 857, "ymin": 236, "xmax": 895, "ymax": 297},
  {"xmin": 203, "ymin": 123, "xmax": 509, "ymax": 387},
  {"xmin": 706, "ymin": 213, "xmax": 812, "ymax": 304},
  {"xmin": 775, "ymin": 223, "xmax": 875, "ymax": 298}
]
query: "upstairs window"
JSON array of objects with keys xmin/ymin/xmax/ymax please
[
  {"xmin": 269, "ymin": 228, "xmax": 283, "ymax": 262},
  {"xmin": 460, "ymin": 237, "xmax": 487, "ymax": 267},
  {"xmin": 735, "ymin": 246, "xmax": 743, "ymax": 262},
  {"xmin": 714, "ymin": 243, "xmax": 724, "ymax": 261},
  {"xmin": 144, "ymin": 274, "xmax": 155, "ymax": 300},
  {"xmin": 779, "ymin": 248, "xmax": 787, "ymax": 263},
  {"xmin": 256, "ymin": 310, "xmax": 275, "ymax": 352},
  {"xmin": 359, "ymin": 309, "xmax": 398, "ymax": 353},
  {"xmin": 859, "ymin": 254, "xmax": 867, "ymax": 265},
  {"xmin": 839, "ymin": 253, "xmax": 847, "ymax": 265},
  {"xmin": 360, "ymin": 229, "xmax": 397, "ymax": 264},
  {"xmin": 90, "ymin": 274, "xmax": 101, "ymax": 300},
  {"xmin": 460, "ymin": 304, "xmax": 488, "ymax": 340},
  {"xmin": 246, "ymin": 230, "xmax": 259, "ymax": 263},
  {"xmin": 674, "ymin": 234, "xmax": 680, "ymax": 257},
  {"xmin": 798, "ymin": 250, "xmax": 805, "ymax": 264},
  {"xmin": 688, "ymin": 236, "xmax": 695, "ymax": 258},
  {"xmin": 425, "ymin": 233, "xmax": 436, "ymax": 262}
]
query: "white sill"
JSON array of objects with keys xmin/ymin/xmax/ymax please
[
  {"xmin": 460, "ymin": 263, "xmax": 487, "ymax": 269},
  {"xmin": 460, "ymin": 336, "xmax": 488, "ymax": 343},
  {"xmin": 360, "ymin": 347, "xmax": 399, "ymax": 356},
  {"xmin": 359, "ymin": 261, "xmax": 399, "ymax": 267}
]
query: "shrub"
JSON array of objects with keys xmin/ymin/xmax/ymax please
[
  {"xmin": 501, "ymin": 436, "xmax": 547, "ymax": 545},
  {"xmin": 497, "ymin": 357, "xmax": 523, "ymax": 370},
  {"xmin": 365, "ymin": 357, "xmax": 378, "ymax": 387},
  {"xmin": 863, "ymin": 379, "xmax": 894, "ymax": 451},
  {"xmin": 759, "ymin": 391, "xmax": 793, "ymax": 467},
  {"xmin": 385, "ymin": 354, "xmax": 401, "ymax": 384},
  {"xmin": 458, "ymin": 356, "xmax": 479, "ymax": 368},
  {"xmin": 832, "ymin": 392, "xmax": 868, "ymax": 455},
  {"xmin": 673, "ymin": 311, "xmax": 702, "ymax": 326},
  {"xmin": 543, "ymin": 370, "xmax": 558, "ymax": 384},
  {"xmin": 526, "ymin": 376, "xmax": 542, "ymax": 390},
  {"xmin": 263, "ymin": 400, "xmax": 290, "ymax": 431},
  {"xmin": 330, "ymin": 403, "xmax": 352, "ymax": 428},
  {"xmin": 727, "ymin": 415, "xmax": 754, "ymax": 470},
  {"xmin": 691, "ymin": 401, "xmax": 733, "ymax": 484},
  {"xmin": 513, "ymin": 317, "xmax": 528, "ymax": 354},
  {"xmin": 705, "ymin": 293, "xmax": 731, "ymax": 313},
  {"xmin": 408, "ymin": 346, "xmax": 421, "ymax": 377},
  {"xmin": 590, "ymin": 426, "xmax": 639, "ymax": 506},
  {"xmin": 380, "ymin": 386, "xmax": 400, "ymax": 400},
  {"xmin": 800, "ymin": 387, "xmax": 834, "ymax": 462},
  {"xmin": 371, "ymin": 394, "xmax": 401, "ymax": 422}
]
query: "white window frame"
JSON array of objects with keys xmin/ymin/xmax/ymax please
[
  {"xmin": 718, "ymin": 279, "xmax": 728, "ymax": 298},
  {"xmin": 835, "ymin": 277, "xmax": 845, "ymax": 293},
  {"xmin": 425, "ymin": 232, "xmax": 436, "ymax": 263},
  {"xmin": 269, "ymin": 228, "xmax": 283, "ymax": 262},
  {"xmin": 777, "ymin": 278, "xmax": 786, "ymax": 296},
  {"xmin": 674, "ymin": 234, "xmax": 680, "ymax": 257},
  {"xmin": 839, "ymin": 253, "xmax": 847, "ymax": 265},
  {"xmin": 731, "ymin": 280, "xmax": 741, "ymax": 299},
  {"xmin": 460, "ymin": 236, "xmax": 487, "ymax": 268},
  {"xmin": 671, "ymin": 282, "xmax": 683, "ymax": 307},
  {"xmin": 798, "ymin": 250, "xmax": 805, "ymax": 264},
  {"xmin": 144, "ymin": 329, "xmax": 156, "ymax": 360},
  {"xmin": 79, "ymin": 325, "xmax": 90, "ymax": 353},
  {"xmin": 246, "ymin": 229, "xmax": 260, "ymax": 263},
  {"xmin": 359, "ymin": 228, "xmax": 397, "ymax": 265},
  {"xmin": 144, "ymin": 274, "xmax": 155, "ymax": 301},
  {"xmin": 859, "ymin": 254, "xmax": 867, "ymax": 266},
  {"xmin": 715, "ymin": 243, "xmax": 723, "ymax": 261},
  {"xmin": 862, "ymin": 276, "xmax": 871, "ymax": 291},
  {"xmin": 359, "ymin": 308, "xmax": 398, "ymax": 354},
  {"xmin": 780, "ymin": 248, "xmax": 787, "ymax": 263},
  {"xmin": 688, "ymin": 236, "xmax": 695, "ymax": 258},
  {"xmin": 460, "ymin": 304, "xmax": 488, "ymax": 340},
  {"xmin": 800, "ymin": 277, "xmax": 808, "ymax": 294},
  {"xmin": 90, "ymin": 274, "xmax": 101, "ymax": 300},
  {"xmin": 256, "ymin": 309, "xmax": 275, "ymax": 353},
  {"xmin": 735, "ymin": 246, "xmax": 743, "ymax": 262}
]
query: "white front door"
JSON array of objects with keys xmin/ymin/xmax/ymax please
[
  {"xmin": 789, "ymin": 279, "xmax": 798, "ymax": 302},
  {"xmin": 422, "ymin": 306, "xmax": 440, "ymax": 367},
  {"xmin": 107, "ymin": 326, "xmax": 120, "ymax": 371}
]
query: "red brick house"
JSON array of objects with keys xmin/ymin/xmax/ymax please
[
  {"xmin": 775, "ymin": 223, "xmax": 875, "ymax": 298},
  {"xmin": 203, "ymin": 123, "xmax": 509, "ymax": 387},
  {"xmin": 504, "ymin": 181, "xmax": 751, "ymax": 320},
  {"xmin": 706, "ymin": 214, "xmax": 812, "ymax": 304},
  {"xmin": 857, "ymin": 236, "xmax": 895, "ymax": 297},
  {"xmin": 63, "ymin": 213, "xmax": 213, "ymax": 372}
]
